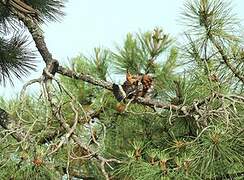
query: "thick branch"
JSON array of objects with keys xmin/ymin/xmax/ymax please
[
  {"xmin": 57, "ymin": 66, "xmax": 192, "ymax": 115},
  {"xmin": 12, "ymin": 3, "xmax": 243, "ymax": 119},
  {"xmin": 136, "ymin": 97, "xmax": 179, "ymax": 110},
  {"xmin": 13, "ymin": 11, "xmax": 53, "ymax": 64},
  {"xmin": 12, "ymin": 7, "xmax": 188, "ymax": 113},
  {"xmin": 58, "ymin": 66, "xmax": 113, "ymax": 90}
]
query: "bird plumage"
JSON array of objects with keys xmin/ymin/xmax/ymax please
[{"xmin": 112, "ymin": 72, "xmax": 154, "ymax": 102}]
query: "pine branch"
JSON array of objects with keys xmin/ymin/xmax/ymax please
[
  {"xmin": 13, "ymin": 10, "xmax": 53, "ymax": 64},
  {"xmin": 12, "ymin": 8, "xmax": 244, "ymax": 135},
  {"xmin": 0, "ymin": 33, "xmax": 36, "ymax": 85},
  {"xmin": 207, "ymin": 171, "xmax": 244, "ymax": 180},
  {"xmin": 42, "ymin": 79, "xmax": 122, "ymax": 180},
  {"xmin": 10, "ymin": 7, "xmax": 235, "ymax": 119},
  {"xmin": 37, "ymin": 126, "xmax": 65, "ymax": 144},
  {"xmin": 1, "ymin": 1, "xmax": 243, "ymax": 179},
  {"xmin": 0, "ymin": 107, "xmax": 67, "ymax": 145},
  {"xmin": 24, "ymin": 0, "xmax": 66, "ymax": 22},
  {"xmin": 57, "ymin": 66, "xmax": 113, "ymax": 90},
  {"xmin": 57, "ymin": 65, "xmax": 192, "ymax": 114},
  {"xmin": 0, "ymin": 0, "xmax": 66, "ymax": 23},
  {"xmin": 0, "ymin": 108, "xmax": 28, "ymax": 141},
  {"xmin": 210, "ymin": 36, "xmax": 244, "ymax": 83},
  {"xmin": 10, "ymin": 0, "xmax": 244, "ymax": 125},
  {"xmin": 10, "ymin": 3, "xmax": 183, "ymax": 114},
  {"xmin": 60, "ymin": 167, "xmax": 95, "ymax": 180}
]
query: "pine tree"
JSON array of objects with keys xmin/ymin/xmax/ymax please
[
  {"xmin": 0, "ymin": 0, "xmax": 66, "ymax": 86},
  {"xmin": 0, "ymin": 0, "xmax": 244, "ymax": 179}
]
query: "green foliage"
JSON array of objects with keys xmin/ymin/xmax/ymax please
[
  {"xmin": 0, "ymin": 1, "xmax": 13, "ymax": 31},
  {"xmin": 0, "ymin": 0, "xmax": 66, "ymax": 24},
  {"xmin": 181, "ymin": 0, "xmax": 239, "ymax": 39},
  {"xmin": 0, "ymin": 0, "xmax": 244, "ymax": 179},
  {"xmin": 25, "ymin": 0, "xmax": 66, "ymax": 22},
  {"xmin": 0, "ymin": 0, "xmax": 66, "ymax": 85},
  {"xmin": 0, "ymin": 33, "xmax": 36, "ymax": 86},
  {"xmin": 112, "ymin": 33, "xmax": 148, "ymax": 74},
  {"xmin": 60, "ymin": 48, "xmax": 109, "ymax": 109},
  {"xmin": 181, "ymin": 0, "xmax": 244, "ymax": 91},
  {"xmin": 112, "ymin": 28, "xmax": 172, "ymax": 74}
]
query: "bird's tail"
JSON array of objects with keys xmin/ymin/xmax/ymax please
[{"xmin": 112, "ymin": 84, "xmax": 126, "ymax": 102}]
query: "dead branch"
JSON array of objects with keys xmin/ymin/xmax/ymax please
[
  {"xmin": 57, "ymin": 66, "xmax": 113, "ymax": 90},
  {"xmin": 48, "ymin": 102, "xmax": 79, "ymax": 155},
  {"xmin": 39, "ymin": 72, "xmax": 122, "ymax": 179},
  {"xmin": 1, "ymin": 4, "xmax": 242, "ymax": 180},
  {"xmin": 10, "ymin": 8, "xmax": 226, "ymax": 117},
  {"xmin": 0, "ymin": 108, "xmax": 28, "ymax": 142}
]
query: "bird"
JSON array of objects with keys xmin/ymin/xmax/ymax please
[
  {"xmin": 112, "ymin": 72, "xmax": 154, "ymax": 102},
  {"xmin": 112, "ymin": 72, "xmax": 140, "ymax": 101},
  {"xmin": 112, "ymin": 83, "xmax": 127, "ymax": 102},
  {"xmin": 141, "ymin": 74, "xmax": 153, "ymax": 97}
]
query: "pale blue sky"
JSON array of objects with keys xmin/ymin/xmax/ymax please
[{"xmin": 1, "ymin": 0, "xmax": 244, "ymax": 98}]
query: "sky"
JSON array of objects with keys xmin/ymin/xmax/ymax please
[{"xmin": 0, "ymin": 0, "xmax": 244, "ymax": 99}]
